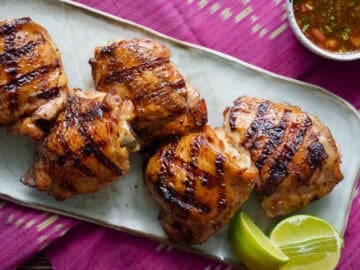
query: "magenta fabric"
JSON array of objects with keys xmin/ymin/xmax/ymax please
[
  {"xmin": 0, "ymin": 0, "xmax": 359, "ymax": 269},
  {"xmin": 0, "ymin": 202, "xmax": 79, "ymax": 269}
]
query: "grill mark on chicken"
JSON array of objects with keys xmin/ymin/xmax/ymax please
[
  {"xmin": 34, "ymin": 86, "xmax": 59, "ymax": 99},
  {"xmin": 1, "ymin": 61, "xmax": 59, "ymax": 112},
  {"xmin": 214, "ymin": 154, "xmax": 227, "ymax": 210},
  {"xmin": 133, "ymin": 81, "xmax": 187, "ymax": 113},
  {"xmin": 0, "ymin": 39, "xmax": 43, "ymax": 65},
  {"xmin": 184, "ymin": 135, "xmax": 205, "ymax": 207},
  {"xmin": 256, "ymin": 110, "xmax": 291, "ymax": 168},
  {"xmin": 262, "ymin": 115, "xmax": 313, "ymax": 195},
  {"xmin": 190, "ymin": 135, "xmax": 207, "ymax": 167},
  {"xmin": 307, "ymin": 141, "xmax": 328, "ymax": 169},
  {"xmin": 2, "ymin": 18, "xmax": 20, "ymax": 111},
  {"xmin": 134, "ymin": 111, "xmax": 185, "ymax": 134},
  {"xmin": 156, "ymin": 143, "xmax": 192, "ymax": 213},
  {"xmin": 181, "ymin": 158, "xmax": 222, "ymax": 190},
  {"xmin": 100, "ymin": 44, "xmax": 115, "ymax": 55},
  {"xmin": 155, "ymin": 142, "xmax": 211, "ymax": 215},
  {"xmin": 103, "ymin": 58, "xmax": 169, "ymax": 84},
  {"xmin": 78, "ymin": 130, "xmax": 124, "ymax": 177},
  {"xmin": 1, "ymin": 62, "xmax": 59, "ymax": 90},
  {"xmin": 55, "ymin": 124, "xmax": 96, "ymax": 177},
  {"xmin": 3, "ymin": 34, "xmax": 17, "ymax": 76},
  {"xmin": 154, "ymin": 134, "xmax": 229, "ymax": 216},
  {"xmin": 229, "ymin": 100, "xmax": 243, "ymax": 131},
  {"xmin": 66, "ymin": 95, "xmax": 124, "ymax": 176},
  {"xmin": 243, "ymin": 101, "xmax": 270, "ymax": 148},
  {"xmin": 0, "ymin": 17, "xmax": 31, "ymax": 37},
  {"xmin": 134, "ymin": 79, "xmax": 186, "ymax": 102}
]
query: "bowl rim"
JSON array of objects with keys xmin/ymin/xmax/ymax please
[{"xmin": 286, "ymin": 0, "xmax": 360, "ymax": 61}]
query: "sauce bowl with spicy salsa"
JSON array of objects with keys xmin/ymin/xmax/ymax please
[{"xmin": 287, "ymin": 0, "xmax": 360, "ymax": 60}]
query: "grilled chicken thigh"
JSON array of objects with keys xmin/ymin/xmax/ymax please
[
  {"xmin": 89, "ymin": 38, "xmax": 207, "ymax": 148},
  {"xmin": 22, "ymin": 89, "xmax": 139, "ymax": 200},
  {"xmin": 224, "ymin": 96, "xmax": 343, "ymax": 218},
  {"xmin": 0, "ymin": 17, "xmax": 68, "ymax": 140},
  {"xmin": 145, "ymin": 126, "xmax": 258, "ymax": 244}
]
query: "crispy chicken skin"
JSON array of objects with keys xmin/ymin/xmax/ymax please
[
  {"xmin": 224, "ymin": 96, "xmax": 343, "ymax": 218},
  {"xmin": 0, "ymin": 17, "xmax": 68, "ymax": 140},
  {"xmin": 89, "ymin": 38, "xmax": 207, "ymax": 148},
  {"xmin": 22, "ymin": 89, "xmax": 139, "ymax": 200},
  {"xmin": 145, "ymin": 126, "xmax": 258, "ymax": 244}
]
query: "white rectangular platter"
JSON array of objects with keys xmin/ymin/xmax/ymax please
[{"xmin": 1, "ymin": 0, "xmax": 360, "ymax": 264}]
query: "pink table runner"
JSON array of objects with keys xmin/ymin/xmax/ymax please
[{"xmin": 0, "ymin": 0, "xmax": 359, "ymax": 269}]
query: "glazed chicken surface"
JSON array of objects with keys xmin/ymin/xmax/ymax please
[
  {"xmin": 22, "ymin": 89, "xmax": 139, "ymax": 200},
  {"xmin": 0, "ymin": 17, "xmax": 68, "ymax": 140},
  {"xmin": 224, "ymin": 96, "xmax": 343, "ymax": 218},
  {"xmin": 145, "ymin": 126, "xmax": 258, "ymax": 244},
  {"xmin": 89, "ymin": 38, "xmax": 207, "ymax": 148}
]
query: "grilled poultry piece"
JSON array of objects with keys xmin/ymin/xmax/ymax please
[
  {"xmin": 89, "ymin": 38, "xmax": 207, "ymax": 148},
  {"xmin": 224, "ymin": 96, "xmax": 343, "ymax": 218},
  {"xmin": 145, "ymin": 126, "xmax": 258, "ymax": 244},
  {"xmin": 22, "ymin": 89, "xmax": 139, "ymax": 200},
  {"xmin": 0, "ymin": 17, "xmax": 68, "ymax": 140}
]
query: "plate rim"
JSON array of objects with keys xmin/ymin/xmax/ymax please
[
  {"xmin": 57, "ymin": 0, "xmax": 360, "ymax": 234},
  {"xmin": 0, "ymin": 0, "xmax": 359, "ymax": 266}
]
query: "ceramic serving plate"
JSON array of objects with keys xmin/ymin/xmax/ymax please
[{"xmin": 1, "ymin": 0, "xmax": 360, "ymax": 265}]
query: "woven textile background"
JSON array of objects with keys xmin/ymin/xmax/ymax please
[{"xmin": 0, "ymin": 0, "xmax": 359, "ymax": 269}]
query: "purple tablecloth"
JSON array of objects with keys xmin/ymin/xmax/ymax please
[{"xmin": 0, "ymin": 0, "xmax": 359, "ymax": 269}]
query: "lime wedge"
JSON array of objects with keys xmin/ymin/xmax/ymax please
[
  {"xmin": 270, "ymin": 215, "xmax": 343, "ymax": 270},
  {"xmin": 229, "ymin": 212, "xmax": 289, "ymax": 270}
]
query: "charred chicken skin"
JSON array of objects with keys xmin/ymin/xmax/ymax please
[
  {"xmin": 224, "ymin": 96, "xmax": 343, "ymax": 218},
  {"xmin": 145, "ymin": 126, "xmax": 258, "ymax": 244},
  {"xmin": 22, "ymin": 89, "xmax": 139, "ymax": 200},
  {"xmin": 0, "ymin": 17, "xmax": 68, "ymax": 140},
  {"xmin": 89, "ymin": 38, "xmax": 207, "ymax": 148}
]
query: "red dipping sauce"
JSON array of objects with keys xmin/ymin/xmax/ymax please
[{"xmin": 293, "ymin": 0, "xmax": 360, "ymax": 52}]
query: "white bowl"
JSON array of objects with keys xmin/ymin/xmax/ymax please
[{"xmin": 286, "ymin": 0, "xmax": 360, "ymax": 61}]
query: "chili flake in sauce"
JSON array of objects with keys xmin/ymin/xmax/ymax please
[{"xmin": 293, "ymin": 0, "xmax": 360, "ymax": 52}]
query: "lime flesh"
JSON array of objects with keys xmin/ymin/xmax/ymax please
[
  {"xmin": 270, "ymin": 215, "xmax": 343, "ymax": 270},
  {"xmin": 229, "ymin": 212, "xmax": 289, "ymax": 270}
]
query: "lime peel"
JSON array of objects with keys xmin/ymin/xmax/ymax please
[
  {"xmin": 270, "ymin": 214, "xmax": 344, "ymax": 270},
  {"xmin": 229, "ymin": 212, "xmax": 289, "ymax": 270}
]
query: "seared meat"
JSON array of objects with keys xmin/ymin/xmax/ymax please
[
  {"xmin": 145, "ymin": 126, "xmax": 258, "ymax": 244},
  {"xmin": 224, "ymin": 96, "xmax": 343, "ymax": 218},
  {"xmin": 89, "ymin": 38, "xmax": 207, "ymax": 148},
  {"xmin": 22, "ymin": 89, "xmax": 139, "ymax": 200},
  {"xmin": 0, "ymin": 17, "xmax": 68, "ymax": 140}
]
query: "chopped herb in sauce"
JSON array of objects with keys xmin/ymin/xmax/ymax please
[{"xmin": 294, "ymin": 0, "xmax": 360, "ymax": 52}]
